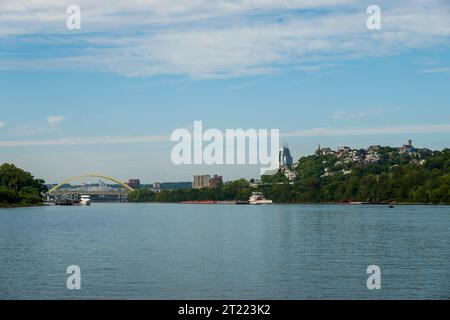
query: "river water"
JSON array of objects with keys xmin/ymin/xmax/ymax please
[{"xmin": 0, "ymin": 203, "xmax": 448, "ymax": 299}]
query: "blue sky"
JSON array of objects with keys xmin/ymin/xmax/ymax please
[{"xmin": 1, "ymin": 0, "xmax": 450, "ymax": 183}]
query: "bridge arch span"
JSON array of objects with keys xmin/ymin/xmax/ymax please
[{"xmin": 48, "ymin": 174, "xmax": 134, "ymax": 194}]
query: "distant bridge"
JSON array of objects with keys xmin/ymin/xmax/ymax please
[{"xmin": 47, "ymin": 174, "xmax": 134, "ymax": 202}]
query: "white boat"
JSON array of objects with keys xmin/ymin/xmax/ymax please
[
  {"xmin": 80, "ymin": 195, "xmax": 91, "ymax": 206},
  {"xmin": 249, "ymin": 192, "xmax": 273, "ymax": 205}
]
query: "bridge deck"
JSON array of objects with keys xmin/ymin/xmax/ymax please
[{"xmin": 48, "ymin": 190, "xmax": 130, "ymax": 196}]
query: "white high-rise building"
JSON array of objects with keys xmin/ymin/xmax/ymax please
[{"xmin": 279, "ymin": 145, "xmax": 293, "ymax": 168}]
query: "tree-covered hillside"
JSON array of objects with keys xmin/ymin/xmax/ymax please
[
  {"xmin": 0, "ymin": 163, "xmax": 47, "ymax": 207},
  {"xmin": 263, "ymin": 148, "xmax": 450, "ymax": 203},
  {"xmin": 131, "ymin": 147, "xmax": 450, "ymax": 204}
]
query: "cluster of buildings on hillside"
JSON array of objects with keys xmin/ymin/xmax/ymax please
[
  {"xmin": 316, "ymin": 140, "xmax": 431, "ymax": 178},
  {"xmin": 124, "ymin": 140, "xmax": 429, "ymax": 190},
  {"xmin": 316, "ymin": 140, "xmax": 431, "ymax": 163},
  {"xmin": 315, "ymin": 139, "xmax": 428, "ymax": 165}
]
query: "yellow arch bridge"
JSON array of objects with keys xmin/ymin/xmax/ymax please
[{"xmin": 47, "ymin": 174, "xmax": 134, "ymax": 201}]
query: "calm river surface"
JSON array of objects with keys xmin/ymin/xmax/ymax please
[{"xmin": 0, "ymin": 203, "xmax": 448, "ymax": 299}]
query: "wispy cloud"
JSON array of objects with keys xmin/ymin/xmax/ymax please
[
  {"xmin": 0, "ymin": 134, "xmax": 169, "ymax": 148},
  {"xmin": 225, "ymin": 77, "xmax": 270, "ymax": 92},
  {"xmin": 0, "ymin": 121, "xmax": 5, "ymax": 129},
  {"xmin": 1, "ymin": 124, "xmax": 449, "ymax": 147},
  {"xmin": 0, "ymin": 0, "xmax": 361, "ymax": 36},
  {"xmin": 333, "ymin": 108, "xmax": 384, "ymax": 120},
  {"xmin": 8, "ymin": 116, "xmax": 67, "ymax": 136},
  {"xmin": 0, "ymin": 1, "xmax": 449, "ymax": 78},
  {"xmin": 282, "ymin": 124, "xmax": 450, "ymax": 137},
  {"xmin": 296, "ymin": 63, "xmax": 341, "ymax": 73},
  {"xmin": 418, "ymin": 67, "xmax": 450, "ymax": 74},
  {"xmin": 288, "ymin": 70, "xmax": 339, "ymax": 86},
  {"xmin": 46, "ymin": 115, "xmax": 66, "ymax": 128}
]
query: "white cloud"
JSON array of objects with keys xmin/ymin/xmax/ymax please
[
  {"xmin": 0, "ymin": 124, "xmax": 449, "ymax": 147},
  {"xmin": 0, "ymin": 134, "xmax": 169, "ymax": 148},
  {"xmin": 296, "ymin": 63, "xmax": 341, "ymax": 73},
  {"xmin": 46, "ymin": 115, "xmax": 66, "ymax": 128},
  {"xmin": 0, "ymin": 1, "xmax": 449, "ymax": 78},
  {"xmin": 333, "ymin": 108, "xmax": 384, "ymax": 120},
  {"xmin": 418, "ymin": 67, "xmax": 450, "ymax": 74},
  {"xmin": 0, "ymin": 121, "xmax": 5, "ymax": 128},
  {"xmin": 0, "ymin": 0, "xmax": 360, "ymax": 36},
  {"xmin": 8, "ymin": 116, "xmax": 67, "ymax": 136},
  {"xmin": 282, "ymin": 124, "xmax": 450, "ymax": 137}
]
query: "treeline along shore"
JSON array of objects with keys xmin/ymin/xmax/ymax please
[
  {"xmin": 129, "ymin": 147, "xmax": 450, "ymax": 204},
  {"xmin": 0, "ymin": 163, "xmax": 47, "ymax": 207}
]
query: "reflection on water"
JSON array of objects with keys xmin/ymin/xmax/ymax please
[{"xmin": 0, "ymin": 203, "xmax": 449, "ymax": 299}]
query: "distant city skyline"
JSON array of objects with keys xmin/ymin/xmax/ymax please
[
  {"xmin": 4, "ymin": 138, "xmax": 447, "ymax": 185},
  {"xmin": 1, "ymin": 1, "xmax": 450, "ymax": 183}
]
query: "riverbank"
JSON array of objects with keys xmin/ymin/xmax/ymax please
[
  {"xmin": 0, "ymin": 202, "xmax": 44, "ymax": 208},
  {"xmin": 129, "ymin": 200, "xmax": 450, "ymax": 205}
]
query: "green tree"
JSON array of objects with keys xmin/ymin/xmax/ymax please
[{"xmin": 0, "ymin": 163, "xmax": 46, "ymax": 206}]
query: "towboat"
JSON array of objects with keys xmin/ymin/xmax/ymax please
[
  {"xmin": 249, "ymin": 192, "xmax": 272, "ymax": 205},
  {"xmin": 80, "ymin": 195, "xmax": 91, "ymax": 206}
]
